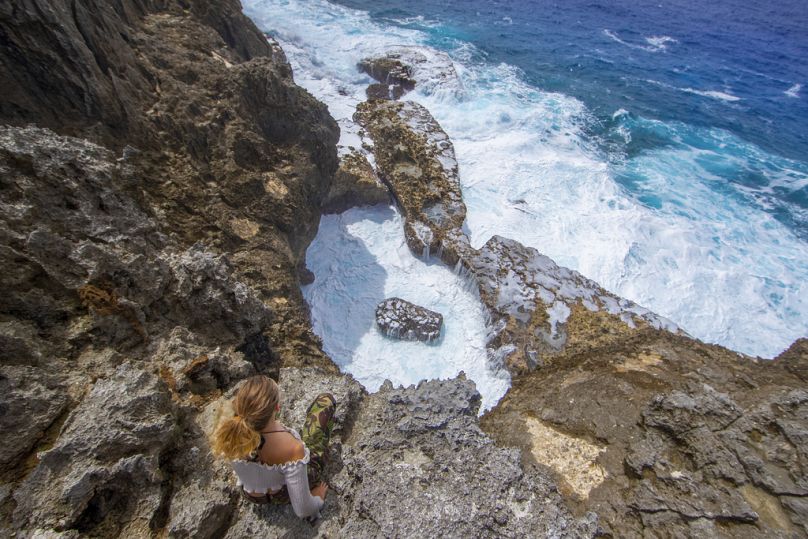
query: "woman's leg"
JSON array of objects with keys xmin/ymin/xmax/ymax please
[{"xmin": 301, "ymin": 393, "xmax": 337, "ymax": 484}]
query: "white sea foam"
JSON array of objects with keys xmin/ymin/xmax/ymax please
[
  {"xmin": 785, "ymin": 83, "xmax": 801, "ymax": 98},
  {"xmin": 604, "ymin": 29, "xmax": 676, "ymax": 52},
  {"xmin": 302, "ymin": 206, "xmax": 511, "ymax": 411},
  {"xmin": 244, "ymin": 0, "xmax": 808, "ymax": 361},
  {"xmin": 681, "ymin": 87, "xmax": 741, "ymax": 102},
  {"xmin": 645, "ymin": 79, "xmax": 741, "ymax": 102}
]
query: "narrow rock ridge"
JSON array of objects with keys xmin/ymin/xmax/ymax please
[{"xmin": 352, "ymin": 47, "xmax": 808, "ymax": 537}]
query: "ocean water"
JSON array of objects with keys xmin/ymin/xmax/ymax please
[{"xmin": 242, "ymin": 0, "xmax": 807, "ymax": 380}]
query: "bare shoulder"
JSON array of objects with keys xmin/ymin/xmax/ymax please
[{"xmin": 261, "ymin": 433, "xmax": 306, "ymax": 465}]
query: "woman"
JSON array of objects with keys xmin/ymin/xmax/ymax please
[{"xmin": 212, "ymin": 375, "xmax": 336, "ymax": 519}]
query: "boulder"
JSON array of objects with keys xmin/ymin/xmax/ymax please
[
  {"xmin": 375, "ymin": 297, "xmax": 443, "ymax": 342},
  {"xmin": 358, "ymin": 47, "xmax": 461, "ymax": 99}
]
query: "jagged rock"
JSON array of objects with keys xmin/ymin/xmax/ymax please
[
  {"xmin": 0, "ymin": 366, "xmax": 69, "ymax": 471},
  {"xmin": 223, "ymin": 373, "xmax": 596, "ymax": 538},
  {"xmin": 358, "ymin": 47, "xmax": 461, "ymax": 99},
  {"xmin": 166, "ymin": 480, "xmax": 234, "ymax": 539},
  {"xmin": 322, "ymin": 149, "xmax": 390, "ymax": 214},
  {"xmin": 775, "ymin": 337, "xmax": 808, "ymax": 382},
  {"xmin": 375, "ymin": 297, "xmax": 443, "ymax": 342},
  {"xmin": 13, "ymin": 363, "xmax": 177, "ymax": 536},
  {"xmin": 365, "ymin": 82, "xmax": 406, "ymax": 100},
  {"xmin": 482, "ymin": 332, "xmax": 808, "ymax": 537},
  {"xmin": 336, "ymin": 376, "xmax": 597, "ymax": 537},
  {"xmin": 354, "ymin": 95, "xmax": 678, "ymax": 373},
  {"xmin": 468, "ymin": 235, "xmax": 679, "ymax": 373},
  {"xmin": 354, "ymin": 99, "xmax": 466, "ymax": 259},
  {"xmin": 358, "ymin": 55, "xmax": 416, "ymax": 97}
]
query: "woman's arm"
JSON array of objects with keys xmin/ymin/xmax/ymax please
[{"xmin": 284, "ymin": 464, "xmax": 325, "ymax": 518}]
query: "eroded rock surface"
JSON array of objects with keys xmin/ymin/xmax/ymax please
[
  {"xmin": 224, "ymin": 372, "xmax": 597, "ymax": 538},
  {"xmin": 482, "ymin": 333, "xmax": 808, "ymax": 537},
  {"xmin": 0, "ymin": 1, "xmax": 339, "ymax": 536},
  {"xmin": 322, "ymin": 149, "xmax": 390, "ymax": 214},
  {"xmin": 375, "ymin": 297, "xmax": 444, "ymax": 342},
  {"xmin": 354, "ymin": 99, "xmax": 466, "ymax": 259},
  {"xmin": 13, "ymin": 364, "xmax": 176, "ymax": 536},
  {"xmin": 2, "ymin": 0, "xmax": 806, "ymax": 538},
  {"xmin": 353, "ymin": 69, "xmax": 808, "ymax": 538}
]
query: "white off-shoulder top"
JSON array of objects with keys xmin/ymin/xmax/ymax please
[{"xmin": 231, "ymin": 427, "xmax": 324, "ymax": 518}]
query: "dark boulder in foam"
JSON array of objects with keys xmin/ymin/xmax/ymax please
[{"xmin": 375, "ymin": 297, "xmax": 443, "ymax": 343}]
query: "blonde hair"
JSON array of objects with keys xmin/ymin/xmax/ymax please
[{"xmin": 212, "ymin": 375, "xmax": 279, "ymax": 459}]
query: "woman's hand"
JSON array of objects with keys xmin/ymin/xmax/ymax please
[{"xmin": 311, "ymin": 482, "xmax": 328, "ymax": 500}]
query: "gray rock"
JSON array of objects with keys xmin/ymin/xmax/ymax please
[
  {"xmin": 336, "ymin": 376, "xmax": 597, "ymax": 538},
  {"xmin": 375, "ymin": 297, "xmax": 444, "ymax": 342},
  {"xmin": 13, "ymin": 363, "xmax": 177, "ymax": 535},
  {"xmin": 166, "ymin": 480, "xmax": 235, "ymax": 539},
  {"xmin": 224, "ymin": 373, "xmax": 595, "ymax": 538},
  {"xmin": 358, "ymin": 46, "xmax": 462, "ymax": 99},
  {"xmin": 0, "ymin": 365, "xmax": 69, "ymax": 471}
]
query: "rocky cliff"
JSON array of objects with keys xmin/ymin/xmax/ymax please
[{"xmin": 1, "ymin": 2, "xmax": 806, "ymax": 538}]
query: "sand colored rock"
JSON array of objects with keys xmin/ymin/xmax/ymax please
[{"xmin": 322, "ymin": 149, "xmax": 390, "ymax": 214}]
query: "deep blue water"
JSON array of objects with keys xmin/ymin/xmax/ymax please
[{"xmin": 333, "ymin": 0, "xmax": 808, "ymax": 237}]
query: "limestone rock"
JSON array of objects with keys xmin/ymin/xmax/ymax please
[
  {"xmin": 482, "ymin": 332, "xmax": 808, "ymax": 537},
  {"xmin": 13, "ymin": 363, "xmax": 177, "ymax": 536},
  {"xmin": 223, "ymin": 373, "xmax": 596, "ymax": 538},
  {"xmin": 322, "ymin": 149, "xmax": 390, "ymax": 214},
  {"xmin": 166, "ymin": 480, "xmax": 234, "ymax": 539},
  {"xmin": 375, "ymin": 297, "xmax": 443, "ymax": 342},
  {"xmin": 336, "ymin": 376, "xmax": 597, "ymax": 538},
  {"xmin": 358, "ymin": 54, "xmax": 416, "ymax": 97},
  {"xmin": 0, "ymin": 365, "xmax": 69, "ymax": 471},
  {"xmin": 354, "ymin": 99, "xmax": 466, "ymax": 258}
]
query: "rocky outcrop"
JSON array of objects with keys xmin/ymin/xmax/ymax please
[
  {"xmin": 13, "ymin": 364, "xmax": 177, "ymax": 536},
  {"xmin": 354, "ymin": 99, "xmax": 466, "ymax": 259},
  {"xmin": 354, "ymin": 91, "xmax": 680, "ymax": 374},
  {"xmin": 358, "ymin": 46, "xmax": 462, "ymax": 100},
  {"xmin": 222, "ymin": 369, "xmax": 597, "ymax": 537},
  {"xmin": 1, "ymin": 0, "xmax": 339, "ymax": 370},
  {"xmin": 0, "ymin": 1, "xmax": 340, "ymax": 536},
  {"xmin": 375, "ymin": 297, "xmax": 443, "ymax": 342},
  {"xmin": 321, "ymin": 149, "xmax": 390, "ymax": 214},
  {"xmin": 482, "ymin": 332, "xmax": 808, "ymax": 537},
  {"xmin": 468, "ymin": 235, "xmax": 679, "ymax": 373}
]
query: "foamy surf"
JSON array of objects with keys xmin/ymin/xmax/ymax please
[
  {"xmin": 603, "ymin": 29, "xmax": 677, "ymax": 52},
  {"xmin": 785, "ymin": 83, "xmax": 801, "ymax": 98},
  {"xmin": 243, "ymin": 0, "xmax": 808, "ymax": 363},
  {"xmin": 302, "ymin": 206, "xmax": 511, "ymax": 411}
]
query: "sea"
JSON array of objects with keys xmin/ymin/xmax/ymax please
[{"xmin": 242, "ymin": 0, "xmax": 808, "ymax": 407}]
